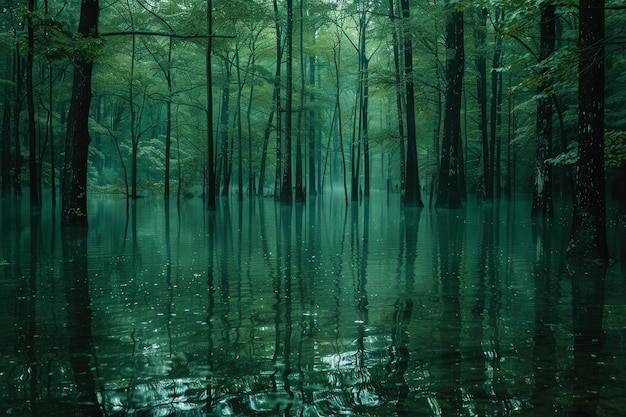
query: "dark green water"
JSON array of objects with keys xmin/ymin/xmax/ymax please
[{"xmin": 1, "ymin": 192, "xmax": 625, "ymax": 417}]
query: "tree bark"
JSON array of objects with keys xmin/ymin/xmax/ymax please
[
  {"xmin": 436, "ymin": 4, "xmax": 464, "ymax": 209},
  {"xmin": 27, "ymin": 0, "xmax": 40, "ymax": 208},
  {"xmin": 532, "ymin": 5, "xmax": 555, "ymax": 217},
  {"xmin": 280, "ymin": 0, "xmax": 293, "ymax": 205},
  {"xmin": 2, "ymin": 101, "xmax": 11, "ymax": 194},
  {"xmin": 475, "ymin": 8, "xmax": 490, "ymax": 200},
  {"xmin": 61, "ymin": 0, "xmax": 99, "ymax": 227},
  {"xmin": 568, "ymin": 0, "xmax": 609, "ymax": 260},
  {"xmin": 400, "ymin": 0, "xmax": 423, "ymax": 207},
  {"xmin": 206, "ymin": 0, "xmax": 216, "ymax": 210}
]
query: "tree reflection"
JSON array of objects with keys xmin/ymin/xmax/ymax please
[
  {"xmin": 62, "ymin": 226, "xmax": 103, "ymax": 416},
  {"xmin": 433, "ymin": 209, "xmax": 464, "ymax": 414},
  {"xmin": 569, "ymin": 262, "xmax": 606, "ymax": 417}
]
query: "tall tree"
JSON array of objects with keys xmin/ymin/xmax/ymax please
[
  {"xmin": 206, "ymin": 0, "xmax": 216, "ymax": 210},
  {"xmin": 280, "ymin": 0, "xmax": 293, "ymax": 205},
  {"xmin": 61, "ymin": 0, "xmax": 99, "ymax": 226},
  {"xmin": 436, "ymin": 1, "xmax": 464, "ymax": 208},
  {"xmin": 568, "ymin": 0, "xmax": 609, "ymax": 260},
  {"xmin": 400, "ymin": 0, "xmax": 423, "ymax": 207},
  {"xmin": 26, "ymin": 0, "xmax": 40, "ymax": 207},
  {"xmin": 532, "ymin": 3, "xmax": 555, "ymax": 217},
  {"xmin": 474, "ymin": 8, "xmax": 490, "ymax": 200},
  {"xmin": 1, "ymin": 101, "xmax": 11, "ymax": 194}
]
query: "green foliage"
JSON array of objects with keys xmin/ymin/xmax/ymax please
[{"xmin": 546, "ymin": 131, "xmax": 626, "ymax": 167}]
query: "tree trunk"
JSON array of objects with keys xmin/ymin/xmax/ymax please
[
  {"xmin": 308, "ymin": 49, "xmax": 317, "ymax": 196},
  {"xmin": 475, "ymin": 8, "xmax": 490, "ymax": 200},
  {"xmin": 436, "ymin": 4, "xmax": 464, "ymax": 209},
  {"xmin": 236, "ymin": 48, "xmax": 244, "ymax": 202},
  {"xmin": 388, "ymin": 0, "xmax": 406, "ymax": 200},
  {"xmin": 273, "ymin": 0, "xmax": 283, "ymax": 200},
  {"xmin": 27, "ymin": 0, "xmax": 40, "ymax": 208},
  {"xmin": 2, "ymin": 101, "xmax": 11, "ymax": 194},
  {"xmin": 532, "ymin": 5, "xmax": 555, "ymax": 217},
  {"xmin": 400, "ymin": 0, "xmax": 423, "ymax": 207},
  {"xmin": 13, "ymin": 45, "xmax": 23, "ymax": 196},
  {"xmin": 218, "ymin": 59, "xmax": 231, "ymax": 197},
  {"xmin": 294, "ymin": 0, "xmax": 305, "ymax": 203},
  {"xmin": 206, "ymin": 0, "xmax": 216, "ymax": 210},
  {"xmin": 280, "ymin": 0, "xmax": 293, "ymax": 205},
  {"xmin": 61, "ymin": 0, "xmax": 98, "ymax": 227},
  {"xmin": 165, "ymin": 38, "xmax": 173, "ymax": 200},
  {"xmin": 568, "ymin": 0, "xmax": 609, "ymax": 261},
  {"xmin": 490, "ymin": 11, "xmax": 503, "ymax": 200}
]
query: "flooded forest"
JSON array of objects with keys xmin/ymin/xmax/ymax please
[{"xmin": 1, "ymin": 0, "xmax": 626, "ymax": 416}]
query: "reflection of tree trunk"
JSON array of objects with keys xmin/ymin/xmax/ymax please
[
  {"xmin": 386, "ymin": 296, "xmax": 413, "ymax": 410},
  {"xmin": 569, "ymin": 263, "xmax": 606, "ymax": 417},
  {"xmin": 62, "ymin": 227, "xmax": 102, "ymax": 416},
  {"xmin": 434, "ymin": 211, "xmax": 463, "ymax": 413},
  {"xmin": 531, "ymin": 222, "xmax": 560, "ymax": 416},
  {"xmin": 26, "ymin": 213, "xmax": 40, "ymax": 414}
]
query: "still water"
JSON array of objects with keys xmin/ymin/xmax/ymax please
[{"xmin": 1, "ymin": 192, "xmax": 625, "ymax": 417}]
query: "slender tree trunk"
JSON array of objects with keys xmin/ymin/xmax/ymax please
[
  {"xmin": 280, "ymin": 0, "xmax": 293, "ymax": 205},
  {"xmin": 389, "ymin": 0, "xmax": 405, "ymax": 199},
  {"xmin": 490, "ymin": 11, "xmax": 503, "ymax": 200},
  {"xmin": 401, "ymin": 0, "xmax": 423, "ymax": 207},
  {"xmin": 294, "ymin": 0, "xmax": 305, "ymax": 203},
  {"xmin": 164, "ymin": 38, "xmax": 173, "ymax": 200},
  {"xmin": 308, "ymin": 46, "xmax": 317, "ymax": 196},
  {"xmin": 568, "ymin": 0, "xmax": 609, "ymax": 261},
  {"xmin": 359, "ymin": 12, "xmax": 370, "ymax": 199},
  {"xmin": 236, "ymin": 48, "xmax": 244, "ymax": 201},
  {"xmin": 219, "ymin": 58, "xmax": 231, "ymax": 197},
  {"xmin": 532, "ymin": 5, "xmax": 555, "ymax": 217},
  {"xmin": 332, "ymin": 34, "xmax": 348, "ymax": 206},
  {"xmin": 13, "ymin": 45, "xmax": 23, "ymax": 196},
  {"xmin": 2, "ymin": 101, "xmax": 12, "ymax": 194},
  {"xmin": 273, "ymin": 0, "xmax": 283, "ymax": 200},
  {"xmin": 436, "ymin": 3, "xmax": 464, "ymax": 209},
  {"xmin": 27, "ymin": 0, "xmax": 40, "ymax": 207},
  {"xmin": 475, "ymin": 8, "xmax": 490, "ymax": 200},
  {"xmin": 206, "ymin": 0, "xmax": 216, "ymax": 210},
  {"xmin": 61, "ymin": 0, "xmax": 99, "ymax": 227}
]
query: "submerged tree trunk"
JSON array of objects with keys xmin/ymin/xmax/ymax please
[
  {"xmin": 2, "ymin": 101, "xmax": 11, "ymax": 194},
  {"xmin": 308, "ymin": 47, "xmax": 317, "ymax": 197},
  {"xmin": 206, "ymin": 0, "xmax": 216, "ymax": 210},
  {"xmin": 280, "ymin": 0, "xmax": 293, "ymax": 205},
  {"xmin": 388, "ymin": 0, "xmax": 405, "ymax": 199},
  {"xmin": 532, "ymin": 5, "xmax": 555, "ymax": 217},
  {"xmin": 568, "ymin": 0, "xmax": 609, "ymax": 261},
  {"xmin": 61, "ymin": 0, "xmax": 99, "ymax": 227},
  {"xmin": 475, "ymin": 8, "xmax": 490, "ymax": 200},
  {"xmin": 400, "ymin": 0, "xmax": 423, "ymax": 207},
  {"xmin": 436, "ymin": 3, "xmax": 464, "ymax": 209},
  {"xmin": 26, "ymin": 0, "xmax": 40, "ymax": 208}
]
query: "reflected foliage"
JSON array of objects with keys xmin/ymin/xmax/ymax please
[{"xmin": 0, "ymin": 194, "xmax": 625, "ymax": 416}]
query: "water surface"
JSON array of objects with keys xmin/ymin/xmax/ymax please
[{"xmin": 1, "ymin": 193, "xmax": 625, "ymax": 416}]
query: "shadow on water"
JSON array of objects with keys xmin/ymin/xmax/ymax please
[{"xmin": 1, "ymin": 194, "xmax": 626, "ymax": 417}]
